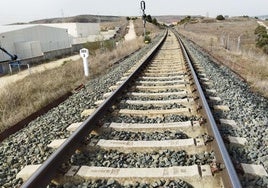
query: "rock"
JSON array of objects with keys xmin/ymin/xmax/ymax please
[
  {"xmin": 262, "ymin": 176, "xmax": 268, "ymax": 186},
  {"xmin": 151, "ymin": 181, "xmax": 159, "ymax": 187},
  {"xmin": 106, "ymin": 179, "xmax": 115, "ymax": 186}
]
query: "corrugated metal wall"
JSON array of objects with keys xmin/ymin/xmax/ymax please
[{"xmin": 14, "ymin": 41, "xmax": 43, "ymax": 59}]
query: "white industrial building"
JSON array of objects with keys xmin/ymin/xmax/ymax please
[
  {"xmin": 43, "ymin": 23, "xmax": 100, "ymax": 37},
  {"xmin": 0, "ymin": 24, "xmax": 71, "ymax": 61},
  {"xmin": 43, "ymin": 23, "xmax": 100, "ymax": 44},
  {"xmin": 0, "ymin": 23, "xmax": 102, "ymax": 74}
]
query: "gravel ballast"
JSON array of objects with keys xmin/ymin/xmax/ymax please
[
  {"xmin": 70, "ymin": 149, "xmax": 215, "ymax": 168},
  {"xmin": 180, "ymin": 34, "xmax": 268, "ymax": 188},
  {"xmin": 48, "ymin": 179, "xmax": 194, "ymax": 188}
]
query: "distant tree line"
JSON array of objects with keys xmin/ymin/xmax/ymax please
[
  {"xmin": 255, "ymin": 25, "xmax": 268, "ymax": 54},
  {"xmin": 143, "ymin": 15, "xmax": 159, "ymax": 26},
  {"xmin": 126, "ymin": 15, "xmax": 159, "ymax": 26},
  {"xmin": 126, "ymin": 17, "xmax": 138, "ymax": 21}
]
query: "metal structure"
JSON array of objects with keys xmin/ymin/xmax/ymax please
[
  {"xmin": 0, "ymin": 46, "xmax": 20, "ymax": 64},
  {"xmin": 0, "ymin": 46, "xmax": 21, "ymax": 73},
  {"xmin": 140, "ymin": 1, "xmax": 146, "ymax": 39}
]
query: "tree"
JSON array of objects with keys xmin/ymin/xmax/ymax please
[
  {"xmin": 255, "ymin": 25, "xmax": 267, "ymax": 36},
  {"xmin": 152, "ymin": 18, "xmax": 158, "ymax": 26},
  {"xmin": 146, "ymin": 15, "xmax": 152, "ymax": 23},
  {"xmin": 254, "ymin": 26, "xmax": 268, "ymax": 54},
  {"xmin": 216, "ymin": 15, "xmax": 225, "ymax": 20}
]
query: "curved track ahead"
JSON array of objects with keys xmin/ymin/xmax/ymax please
[{"xmin": 20, "ymin": 30, "xmax": 241, "ymax": 188}]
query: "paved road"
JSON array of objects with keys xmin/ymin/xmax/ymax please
[{"xmin": 0, "ymin": 55, "xmax": 80, "ymax": 89}]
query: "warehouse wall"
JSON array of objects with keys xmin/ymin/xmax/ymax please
[
  {"xmin": 0, "ymin": 25, "xmax": 71, "ymax": 62},
  {"xmin": 44, "ymin": 47, "xmax": 72, "ymax": 60},
  {"xmin": 44, "ymin": 23, "xmax": 100, "ymax": 38},
  {"xmin": 14, "ymin": 41, "xmax": 43, "ymax": 59},
  {"xmin": 0, "ymin": 32, "xmax": 16, "ymax": 62},
  {"xmin": 28, "ymin": 25, "xmax": 71, "ymax": 52}
]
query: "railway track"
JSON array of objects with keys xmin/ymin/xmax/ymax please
[{"xmin": 17, "ymin": 30, "xmax": 242, "ymax": 187}]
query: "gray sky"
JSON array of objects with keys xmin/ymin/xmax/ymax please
[{"xmin": 0, "ymin": 0, "xmax": 267, "ymax": 25}]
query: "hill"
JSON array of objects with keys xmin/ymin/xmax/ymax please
[
  {"xmin": 29, "ymin": 14, "xmax": 123, "ymax": 24},
  {"xmin": 153, "ymin": 15, "xmax": 202, "ymax": 24}
]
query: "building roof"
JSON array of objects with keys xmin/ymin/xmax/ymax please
[
  {"xmin": 0, "ymin": 23, "xmax": 100, "ymax": 35},
  {"xmin": 0, "ymin": 24, "xmax": 38, "ymax": 34}
]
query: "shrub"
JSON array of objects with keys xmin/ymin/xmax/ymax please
[
  {"xmin": 146, "ymin": 15, "xmax": 152, "ymax": 23},
  {"xmin": 216, "ymin": 15, "xmax": 225, "ymax": 20},
  {"xmin": 178, "ymin": 16, "xmax": 191, "ymax": 25},
  {"xmin": 83, "ymin": 39, "xmax": 116, "ymax": 55},
  {"xmin": 152, "ymin": 18, "xmax": 158, "ymax": 26},
  {"xmin": 263, "ymin": 45, "xmax": 268, "ymax": 54},
  {"xmin": 256, "ymin": 36, "xmax": 268, "ymax": 48},
  {"xmin": 144, "ymin": 35, "xmax": 151, "ymax": 43},
  {"xmin": 254, "ymin": 25, "xmax": 268, "ymax": 53},
  {"xmin": 255, "ymin": 25, "xmax": 267, "ymax": 36}
]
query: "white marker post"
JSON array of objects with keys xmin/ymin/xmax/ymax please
[{"xmin": 80, "ymin": 48, "xmax": 89, "ymax": 77}]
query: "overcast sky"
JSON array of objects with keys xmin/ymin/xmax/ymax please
[{"xmin": 0, "ymin": 0, "xmax": 267, "ymax": 25}]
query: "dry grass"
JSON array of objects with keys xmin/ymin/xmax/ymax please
[
  {"xmin": 89, "ymin": 38, "xmax": 144, "ymax": 77},
  {"xmin": 0, "ymin": 37, "xmax": 144, "ymax": 133},
  {"xmin": 178, "ymin": 18, "xmax": 268, "ymax": 97},
  {"xmin": 0, "ymin": 60, "xmax": 85, "ymax": 132},
  {"xmin": 101, "ymin": 18, "xmax": 129, "ymax": 39}
]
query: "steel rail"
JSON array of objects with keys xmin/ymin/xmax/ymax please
[
  {"xmin": 174, "ymin": 30, "xmax": 242, "ymax": 188},
  {"xmin": 21, "ymin": 31, "xmax": 168, "ymax": 188}
]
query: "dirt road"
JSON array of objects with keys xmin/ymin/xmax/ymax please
[{"xmin": 124, "ymin": 20, "xmax": 137, "ymax": 41}]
